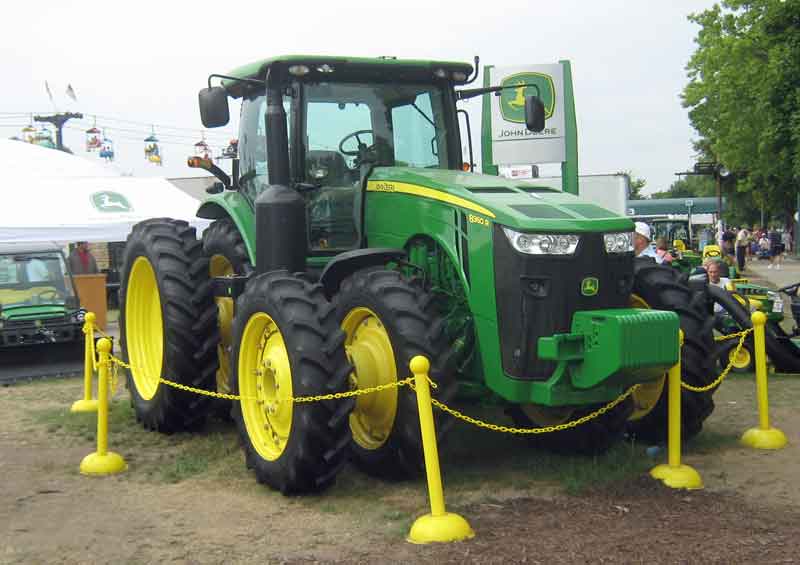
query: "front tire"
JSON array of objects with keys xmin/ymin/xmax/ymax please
[
  {"xmin": 119, "ymin": 218, "xmax": 219, "ymax": 432},
  {"xmin": 626, "ymin": 261, "xmax": 715, "ymax": 442},
  {"xmin": 336, "ymin": 270, "xmax": 456, "ymax": 479},
  {"xmin": 231, "ymin": 271, "xmax": 353, "ymax": 494}
]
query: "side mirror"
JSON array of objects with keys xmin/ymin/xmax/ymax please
[
  {"xmin": 198, "ymin": 87, "xmax": 230, "ymax": 128},
  {"xmin": 525, "ymin": 96, "xmax": 546, "ymax": 132}
]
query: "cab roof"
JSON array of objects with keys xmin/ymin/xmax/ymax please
[
  {"xmin": 221, "ymin": 55, "xmax": 474, "ymax": 96},
  {"xmin": 0, "ymin": 242, "xmax": 63, "ymax": 255}
]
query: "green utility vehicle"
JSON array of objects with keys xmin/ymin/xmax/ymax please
[
  {"xmin": 0, "ymin": 243, "xmax": 86, "ymax": 383},
  {"xmin": 119, "ymin": 56, "xmax": 715, "ymax": 493}
]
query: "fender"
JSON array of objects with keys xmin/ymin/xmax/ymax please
[
  {"xmin": 196, "ymin": 192, "xmax": 256, "ymax": 265},
  {"xmin": 319, "ymin": 248, "xmax": 406, "ymax": 299}
]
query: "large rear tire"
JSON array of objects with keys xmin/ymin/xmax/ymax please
[
  {"xmin": 231, "ymin": 271, "xmax": 353, "ymax": 494},
  {"xmin": 119, "ymin": 218, "xmax": 219, "ymax": 432},
  {"xmin": 202, "ymin": 218, "xmax": 253, "ymax": 417},
  {"xmin": 626, "ymin": 261, "xmax": 715, "ymax": 442},
  {"xmin": 336, "ymin": 269, "xmax": 456, "ymax": 479}
]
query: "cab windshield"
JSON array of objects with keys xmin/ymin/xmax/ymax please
[
  {"xmin": 302, "ymin": 81, "xmax": 452, "ymax": 171},
  {"xmin": 0, "ymin": 252, "xmax": 76, "ymax": 313}
]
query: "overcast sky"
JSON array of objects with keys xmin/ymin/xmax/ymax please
[{"xmin": 1, "ymin": 0, "xmax": 715, "ymax": 195}]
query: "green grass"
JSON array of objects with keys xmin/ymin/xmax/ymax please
[{"xmin": 28, "ymin": 400, "xmax": 244, "ymax": 484}]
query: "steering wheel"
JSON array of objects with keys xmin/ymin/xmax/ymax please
[
  {"xmin": 37, "ymin": 289, "xmax": 63, "ymax": 302},
  {"xmin": 338, "ymin": 129, "xmax": 375, "ymax": 157}
]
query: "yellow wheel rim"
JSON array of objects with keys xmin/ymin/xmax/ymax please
[
  {"xmin": 729, "ymin": 345, "xmax": 752, "ymax": 370},
  {"xmin": 238, "ymin": 312, "xmax": 293, "ymax": 461},
  {"xmin": 628, "ymin": 293, "xmax": 667, "ymax": 421},
  {"xmin": 125, "ymin": 256, "xmax": 163, "ymax": 401},
  {"xmin": 342, "ymin": 307, "xmax": 398, "ymax": 451},
  {"xmin": 210, "ymin": 254, "xmax": 234, "ymax": 395}
]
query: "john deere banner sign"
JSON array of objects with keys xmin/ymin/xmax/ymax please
[{"xmin": 487, "ymin": 64, "xmax": 566, "ymax": 165}]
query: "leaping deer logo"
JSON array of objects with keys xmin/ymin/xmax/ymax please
[
  {"xmin": 92, "ymin": 191, "xmax": 132, "ymax": 212},
  {"xmin": 508, "ymin": 81, "xmax": 527, "ymax": 109}
]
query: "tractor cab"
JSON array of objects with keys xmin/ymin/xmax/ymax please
[{"xmin": 194, "ymin": 56, "xmax": 544, "ymax": 270}]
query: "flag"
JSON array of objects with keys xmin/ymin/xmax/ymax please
[
  {"xmin": 65, "ymin": 84, "xmax": 77, "ymax": 101},
  {"xmin": 44, "ymin": 81, "xmax": 53, "ymax": 102}
]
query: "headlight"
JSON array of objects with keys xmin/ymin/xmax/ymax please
[
  {"xmin": 604, "ymin": 231, "xmax": 634, "ymax": 254},
  {"xmin": 74, "ymin": 310, "xmax": 86, "ymax": 323},
  {"xmin": 502, "ymin": 227, "xmax": 580, "ymax": 255}
]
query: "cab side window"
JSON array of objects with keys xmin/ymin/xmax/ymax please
[{"xmin": 238, "ymin": 94, "xmax": 269, "ymax": 205}]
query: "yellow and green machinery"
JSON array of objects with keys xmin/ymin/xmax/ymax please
[{"xmin": 119, "ymin": 56, "xmax": 716, "ymax": 493}]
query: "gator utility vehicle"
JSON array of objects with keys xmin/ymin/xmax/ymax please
[
  {"xmin": 119, "ymin": 56, "xmax": 714, "ymax": 493},
  {"xmin": 0, "ymin": 243, "xmax": 87, "ymax": 383}
]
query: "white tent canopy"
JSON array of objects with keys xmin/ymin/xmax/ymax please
[{"xmin": 0, "ymin": 140, "xmax": 209, "ymax": 243}]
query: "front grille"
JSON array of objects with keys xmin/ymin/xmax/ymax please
[{"xmin": 493, "ymin": 226, "xmax": 633, "ymax": 380}]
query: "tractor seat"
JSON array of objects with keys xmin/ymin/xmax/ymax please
[{"xmin": 306, "ymin": 150, "xmax": 349, "ymax": 186}]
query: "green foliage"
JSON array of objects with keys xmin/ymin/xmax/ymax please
[
  {"xmin": 650, "ymin": 175, "xmax": 716, "ymax": 199},
  {"xmin": 683, "ymin": 0, "xmax": 800, "ymax": 227},
  {"xmin": 617, "ymin": 170, "xmax": 647, "ymax": 200}
]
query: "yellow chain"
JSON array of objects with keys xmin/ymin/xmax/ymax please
[
  {"xmin": 422, "ymin": 384, "xmax": 639, "ymax": 434},
  {"xmin": 106, "ymin": 354, "xmax": 422, "ymax": 403},
  {"xmin": 713, "ymin": 329, "xmax": 753, "ymax": 342},
  {"xmin": 682, "ymin": 328, "xmax": 753, "ymax": 392}
]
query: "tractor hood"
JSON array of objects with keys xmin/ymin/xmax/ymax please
[{"xmin": 368, "ymin": 167, "xmax": 634, "ymax": 232}]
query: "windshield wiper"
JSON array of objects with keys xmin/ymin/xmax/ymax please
[{"xmin": 457, "ymin": 83, "xmax": 541, "ymax": 101}]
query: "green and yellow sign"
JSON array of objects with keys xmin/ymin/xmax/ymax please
[{"xmin": 499, "ymin": 72, "xmax": 556, "ymax": 124}]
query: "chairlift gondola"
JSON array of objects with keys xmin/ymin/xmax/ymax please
[
  {"xmin": 86, "ymin": 125, "xmax": 102, "ymax": 152},
  {"xmin": 144, "ymin": 127, "xmax": 162, "ymax": 166},
  {"xmin": 99, "ymin": 131, "xmax": 115, "ymax": 162}
]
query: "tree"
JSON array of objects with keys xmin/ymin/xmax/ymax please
[
  {"xmin": 683, "ymin": 0, "xmax": 800, "ymax": 228},
  {"xmin": 650, "ymin": 175, "xmax": 715, "ymax": 200},
  {"xmin": 618, "ymin": 170, "xmax": 647, "ymax": 200}
]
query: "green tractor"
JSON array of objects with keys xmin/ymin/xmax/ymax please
[{"xmin": 119, "ymin": 56, "xmax": 715, "ymax": 493}]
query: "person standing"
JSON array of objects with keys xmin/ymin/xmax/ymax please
[
  {"xmin": 768, "ymin": 227, "xmax": 783, "ymax": 270},
  {"xmin": 634, "ymin": 222, "xmax": 658, "ymax": 260},
  {"xmin": 735, "ymin": 226, "xmax": 750, "ymax": 272},
  {"xmin": 68, "ymin": 241, "xmax": 99, "ymax": 275},
  {"xmin": 781, "ymin": 228, "xmax": 792, "ymax": 256}
]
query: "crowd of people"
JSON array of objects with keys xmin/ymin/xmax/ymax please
[
  {"xmin": 633, "ymin": 220, "xmax": 794, "ymax": 273},
  {"xmin": 719, "ymin": 225, "xmax": 792, "ymax": 272}
]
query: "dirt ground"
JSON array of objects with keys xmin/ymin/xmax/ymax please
[
  {"xmin": 1, "ymin": 369, "xmax": 799, "ymax": 564},
  {"xmin": 1, "ymin": 261, "xmax": 799, "ymax": 564}
]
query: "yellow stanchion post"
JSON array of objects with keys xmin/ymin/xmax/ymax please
[
  {"xmin": 407, "ymin": 355, "xmax": 474, "ymax": 544},
  {"xmin": 650, "ymin": 330, "xmax": 703, "ymax": 490},
  {"xmin": 71, "ymin": 312, "xmax": 98, "ymax": 413},
  {"xmin": 741, "ymin": 312, "xmax": 788, "ymax": 449},
  {"xmin": 80, "ymin": 338, "xmax": 127, "ymax": 476}
]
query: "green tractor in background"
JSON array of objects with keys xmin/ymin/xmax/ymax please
[{"xmin": 119, "ymin": 56, "xmax": 715, "ymax": 494}]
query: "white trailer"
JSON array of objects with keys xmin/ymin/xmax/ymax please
[{"xmin": 505, "ymin": 171, "xmax": 630, "ymax": 217}]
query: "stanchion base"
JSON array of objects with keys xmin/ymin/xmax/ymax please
[
  {"xmin": 407, "ymin": 512, "xmax": 475, "ymax": 544},
  {"xmin": 80, "ymin": 451, "xmax": 127, "ymax": 476},
  {"xmin": 70, "ymin": 399, "xmax": 98, "ymax": 413},
  {"xmin": 650, "ymin": 463, "xmax": 703, "ymax": 490},
  {"xmin": 741, "ymin": 427, "xmax": 788, "ymax": 450}
]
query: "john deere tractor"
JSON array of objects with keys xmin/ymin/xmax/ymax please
[{"xmin": 119, "ymin": 56, "xmax": 715, "ymax": 493}]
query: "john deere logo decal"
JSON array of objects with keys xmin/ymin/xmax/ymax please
[
  {"xmin": 499, "ymin": 72, "xmax": 556, "ymax": 124},
  {"xmin": 91, "ymin": 191, "xmax": 132, "ymax": 213},
  {"xmin": 581, "ymin": 277, "xmax": 599, "ymax": 297}
]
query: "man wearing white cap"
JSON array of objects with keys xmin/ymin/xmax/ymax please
[{"xmin": 634, "ymin": 221, "xmax": 658, "ymax": 260}]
